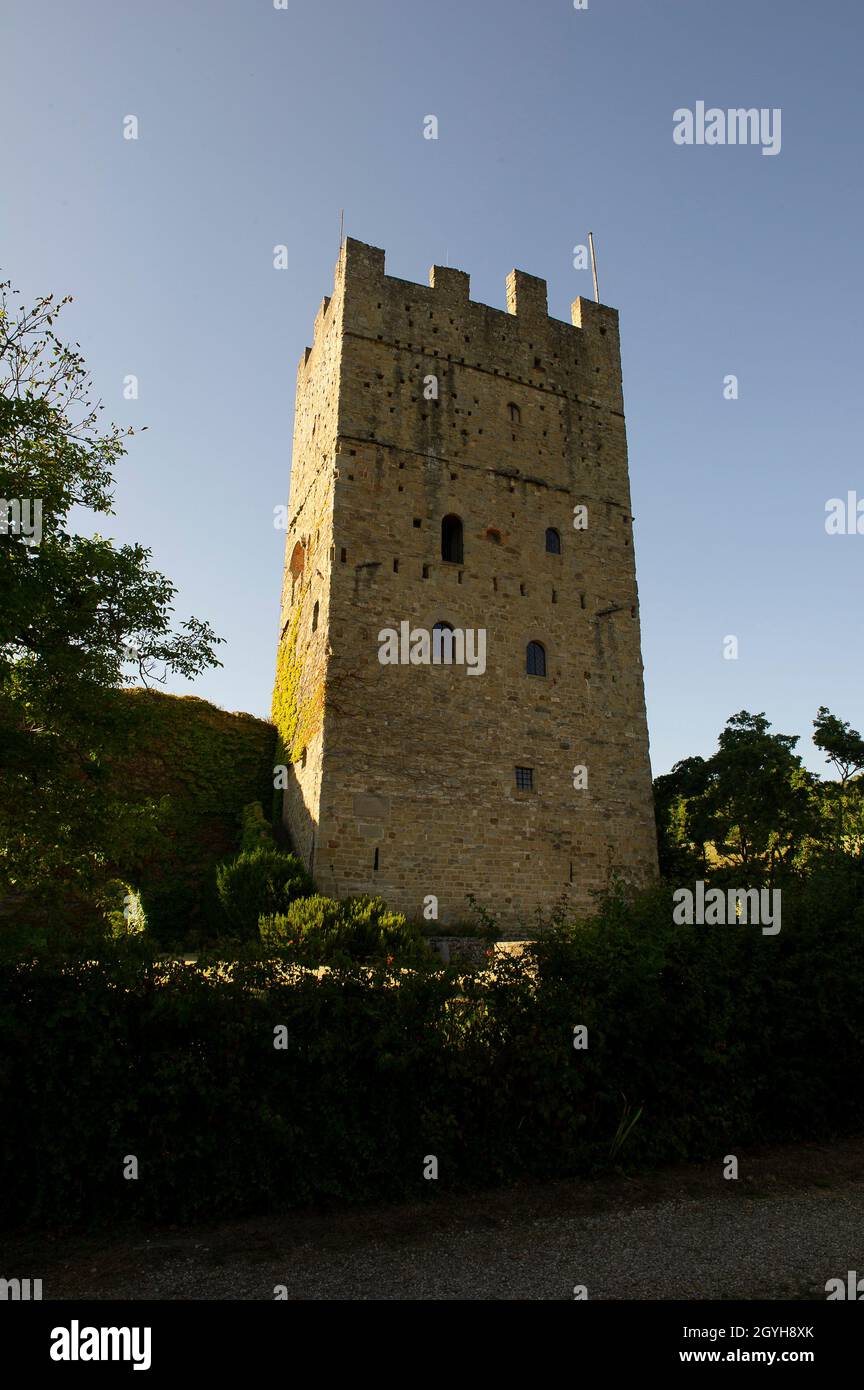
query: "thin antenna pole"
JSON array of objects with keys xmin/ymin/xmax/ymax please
[
  {"xmin": 588, "ymin": 231, "xmax": 600, "ymax": 303},
  {"xmin": 339, "ymin": 208, "xmax": 344, "ymax": 251}
]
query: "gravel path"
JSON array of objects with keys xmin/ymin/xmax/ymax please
[{"xmin": 9, "ymin": 1138, "xmax": 864, "ymax": 1301}]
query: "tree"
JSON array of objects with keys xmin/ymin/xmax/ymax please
[
  {"xmin": 700, "ymin": 712, "xmax": 816, "ymax": 881},
  {"xmin": 812, "ymin": 707, "xmax": 864, "ymax": 853},
  {"xmin": 813, "ymin": 707, "xmax": 864, "ymax": 787},
  {"xmin": 654, "ymin": 712, "xmax": 816, "ymax": 884},
  {"xmin": 653, "ymin": 756, "xmax": 709, "ymax": 878},
  {"xmin": 0, "ymin": 280, "xmax": 223, "ymax": 922}
]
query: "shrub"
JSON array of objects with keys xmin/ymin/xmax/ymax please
[
  {"xmin": 104, "ymin": 882, "xmax": 148, "ymax": 939},
  {"xmin": 260, "ymin": 893, "xmax": 429, "ymax": 964},
  {"xmin": 3, "ymin": 868, "xmax": 864, "ymax": 1227},
  {"xmin": 216, "ymin": 847, "xmax": 313, "ymax": 937}
]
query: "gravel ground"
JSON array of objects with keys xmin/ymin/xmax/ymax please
[{"xmin": 8, "ymin": 1137, "xmax": 864, "ymax": 1301}]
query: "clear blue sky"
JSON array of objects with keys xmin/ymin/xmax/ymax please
[{"xmin": 4, "ymin": 0, "xmax": 862, "ymax": 777}]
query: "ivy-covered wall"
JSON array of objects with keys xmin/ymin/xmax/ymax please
[
  {"xmin": 109, "ymin": 690, "xmax": 276, "ymax": 942},
  {"xmin": 271, "ymin": 550, "xmax": 329, "ymax": 867},
  {"xmin": 272, "ymin": 597, "xmax": 326, "ymax": 767}
]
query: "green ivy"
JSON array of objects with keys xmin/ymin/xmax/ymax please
[{"xmin": 104, "ymin": 689, "xmax": 277, "ymax": 943}]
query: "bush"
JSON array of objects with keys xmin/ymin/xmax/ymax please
[
  {"xmin": 216, "ymin": 847, "xmax": 313, "ymax": 936},
  {"xmin": 3, "ymin": 868, "xmax": 864, "ymax": 1227},
  {"xmin": 104, "ymin": 882, "xmax": 148, "ymax": 939},
  {"xmin": 260, "ymin": 894, "xmax": 429, "ymax": 965}
]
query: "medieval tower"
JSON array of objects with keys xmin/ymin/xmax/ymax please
[{"xmin": 273, "ymin": 238, "xmax": 657, "ymax": 930}]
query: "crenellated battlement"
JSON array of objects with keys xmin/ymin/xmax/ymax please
[
  {"xmin": 505, "ymin": 268, "xmax": 548, "ymax": 323},
  {"xmin": 298, "ymin": 237, "xmax": 621, "ymax": 387},
  {"xmin": 337, "ymin": 237, "xmax": 615, "ymax": 331}
]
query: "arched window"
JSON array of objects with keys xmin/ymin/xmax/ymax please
[
  {"xmin": 441, "ymin": 514, "xmax": 463, "ymax": 564},
  {"xmin": 526, "ymin": 640, "xmax": 546, "ymax": 677},
  {"xmin": 289, "ymin": 541, "xmax": 305, "ymax": 579},
  {"xmin": 507, "ymin": 402, "xmax": 521, "ymax": 424},
  {"xmin": 289, "ymin": 540, "xmax": 306, "ymax": 600},
  {"xmin": 432, "ymin": 621, "xmax": 455, "ymax": 664},
  {"xmin": 545, "ymin": 527, "xmax": 561, "ymax": 554},
  {"xmin": 311, "ymin": 600, "xmax": 319, "ymax": 633}
]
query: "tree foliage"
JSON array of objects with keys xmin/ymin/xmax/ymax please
[
  {"xmin": 656, "ymin": 708, "xmax": 864, "ymax": 880},
  {"xmin": 0, "ymin": 281, "xmax": 223, "ymax": 919}
]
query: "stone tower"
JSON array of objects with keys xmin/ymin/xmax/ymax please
[{"xmin": 273, "ymin": 238, "xmax": 657, "ymax": 930}]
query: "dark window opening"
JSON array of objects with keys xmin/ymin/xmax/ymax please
[
  {"xmin": 545, "ymin": 527, "xmax": 561, "ymax": 554},
  {"xmin": 526, "ymin": 641, "xmax": 546, "ymax": 677},
  {"xmin": 413, "ymin": 517, "xmax": 422, "ymax": 528},
  {"xmin": 515, "ymin": 766, "xmax": 534, "ymax": 791},
  {"xmin": 373, "ymin": 848, "xmax": 379, "ymax": 871},
  {"xmin": 441, "ymin": 513, "xmax": 463, "ymax": 564},
  {"xmin": 432, "ymin": 621, "xmax": 455, "ymax": 663},
  {"xmin": 311, "ymin": 600, "xmax": 319, "ymax": 633},
  {"xmin": 507, "ymin": 402, "xmax": 521, "ymax": 424}
]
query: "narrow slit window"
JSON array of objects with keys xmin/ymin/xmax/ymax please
[{"xmin": 441, "ymin": 514, "xmax": 464, "ymax": 564}]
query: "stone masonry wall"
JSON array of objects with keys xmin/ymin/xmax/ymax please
[{"xmin": 275, "ymin": 237, "xmax": 658, "ymax": 929}]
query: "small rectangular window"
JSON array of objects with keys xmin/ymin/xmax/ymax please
[{"xmin": 515, "ymin": 766, "xmax": 534, "ymax": 792}]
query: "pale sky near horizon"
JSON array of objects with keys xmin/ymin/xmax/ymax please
[{"xmin": 4, "ymin": 0, "xmax": 862, "ymax": 777}]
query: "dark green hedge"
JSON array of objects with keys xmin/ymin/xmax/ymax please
[{"xmin": 2, "ymin": 868, "xmax": 863, "ymax": 1228}]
